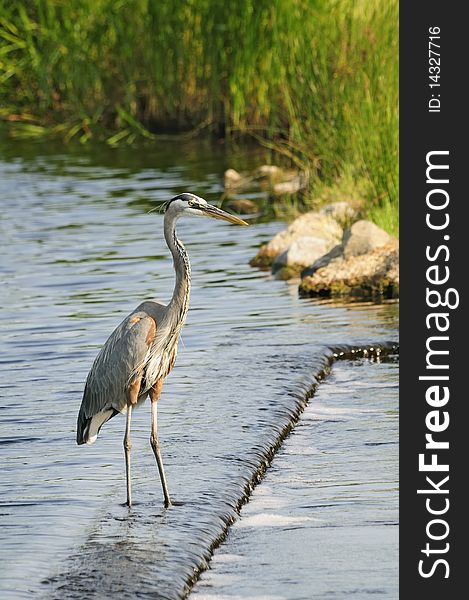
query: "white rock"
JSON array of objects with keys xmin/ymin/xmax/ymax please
[
  {"xmin": 342, "ymin": 220, "xmax": 393, "ymax": 259},
  {"xmin": 224, "ymin": 168, "xmax": 243, "ymax": 188},
  {"xmin": 268, "ymin": 212, "xmax": 342, "ymax": 253},
  {"xmin": 250, "ymin": 211, "xmax": 342, "ymax": 267},
  {"xmin": 301, "ymin": 243, "xmax": 344, "ymax": 277},
  {"xmin": 273, "ymin": 236, "xmax": 335, "ymax": 271}
]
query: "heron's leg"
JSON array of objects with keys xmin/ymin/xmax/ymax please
[
  {"xmin": 124, "ymin": 404, "xmax": 133, "ymax": 507},
  {"xmin": 149, "ymin": 384, "xmax": 171, "ymax": 508}
]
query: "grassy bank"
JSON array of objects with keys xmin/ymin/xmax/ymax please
[{"xmin": 0, "ymin": 0, "xmax": 398, "ymax": 234}]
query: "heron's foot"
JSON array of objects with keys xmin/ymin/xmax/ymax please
[{"xmin": 169, "ymin": 499, "xmax": 185, "ymax": 507}]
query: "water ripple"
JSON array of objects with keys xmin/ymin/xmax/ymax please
[{"xmin": 0, "ymin": 142, "xmax": 398, "ymax": 599}]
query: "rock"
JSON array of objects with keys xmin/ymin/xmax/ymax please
[
  {"xmin": 319, "ymin": 201, "xmax": 357, "ymax": 226},
  {"xmin": 223, "ymin": 169, "xmax": 257, "ymax": 194},
  {"xmin": 257, "ymin": 165, "xmax": 284, "ymax": 179},
  {"xmin": 300, "ymin": 243, "xmax": 344, "ymax": 278},
  {"xmin": 300, "ymin": 219, "xmax": 396, "ymax": 278},
  {"xmin": 272, "ymin": 176, "xmax": 303, "ymax": 196},
  {"xmin": 256, "ymin": 165, "xmax": 307, "ymax": 195},
  {"xmin": 342, "ymin": 220, "xmax": 393, "ymax": 259},
  {"xmin": 250, "ymin": 212, "xmax": 343, "ymax": 268},
  {"xmin": 299, "ymin": 240, "xmax": 399, "ymax": 299},
  {"xmin": 224, "ymin": 164, "xmax": 308, "ymax": 197},
  {"xmin": 224, "ymin": 168, "xmax": 243, "ymax": 188},
  {"xmin": 257, "ymin": 165, "xmax": 299, "ymax": 183},
  {"xmin": 224, "ymin": 198, "xmax": 258, "ymax": 214},
  {"xmin": 272, "ymin": 236, "xmax": 336, "ymax": 279}
]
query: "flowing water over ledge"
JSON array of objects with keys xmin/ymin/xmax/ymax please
[
  {"xmin": 0, "ymin": 141, "xmax": 398, "ymax": 599},
  {"xmin": 192, "ymin": 356, "xmax": 398, "ymax": 600}
]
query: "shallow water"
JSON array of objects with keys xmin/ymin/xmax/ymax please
[
  {"xmin": 0, "ymin": 140, "xmax": 398, "ymax": 599},
  {"xmin": 192, "ymin": 358, "xmax": 398, "ymax": 600}
]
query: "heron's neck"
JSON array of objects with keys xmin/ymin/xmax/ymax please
[{"xmin": 164, "ymin": 213, "xmax": 191, "ymax": 321}]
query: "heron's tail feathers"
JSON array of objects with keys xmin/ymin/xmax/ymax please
[{"xmin": 76, "ymin": 408, "xmax": 119, "ymax": 445}]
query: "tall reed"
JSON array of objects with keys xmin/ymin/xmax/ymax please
[{"xmin": 0, "ymin": 0, "xmax": 398, "ymax": 232}]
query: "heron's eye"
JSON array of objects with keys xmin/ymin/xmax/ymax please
[{"xmin": 187, "ymin": 200, "xmax": 194, "ymax": 207}]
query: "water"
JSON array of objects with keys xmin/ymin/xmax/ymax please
[
  {"xmin": 192, "ymin": 358, "xmax": 398, "ymax": 600},
  {"xmin": 0, "ymin": 139, "xmax": 398, "ymax": 599}
]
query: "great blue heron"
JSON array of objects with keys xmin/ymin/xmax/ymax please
[{"xmin": 76, "ymin": 193, "xmax": 248, "ymax": 508}]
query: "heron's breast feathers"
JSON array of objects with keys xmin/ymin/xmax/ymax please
[
  {"xmin": 136, "ymin": 337, "xmax": 179, "ymax": 392},
  {"xmin": 127, "ymin": 312, "xmax": 180, "ymax": 393}
]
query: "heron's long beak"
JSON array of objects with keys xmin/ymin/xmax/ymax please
[{"xmin": 201, "ymin": 203, "xmax": 249, "ymax": 226}]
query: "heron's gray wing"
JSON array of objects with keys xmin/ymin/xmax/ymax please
[{"xmin": 77, "ymin": 311, "xmax": 156, "ymax": 443}]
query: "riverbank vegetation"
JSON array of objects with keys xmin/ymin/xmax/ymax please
[{"xmin": 0, "ymin": 0, "xmax": 398, "ymax": 233}]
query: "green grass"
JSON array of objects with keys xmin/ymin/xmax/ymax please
[{"xmin": 0, "ymin": 0, "xmax": 398, "ymax": 233}]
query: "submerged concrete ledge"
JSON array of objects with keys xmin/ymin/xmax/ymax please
[
  {"xmin": 183, "ymin": 340, "xmax": 399, "ymax": 597},
  {"xmin": 43, "ymin": 341, "xmax": 398, "ymax": 600}
]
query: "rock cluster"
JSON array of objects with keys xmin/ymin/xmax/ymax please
[
  {"xmin": 250, "ymin": 212, "xmax": 342, "ymax": 272},
  {"xmin": 223, "ymin": 164, "xmax": 398, "ymax": 300},
  {"xmin": 250, "ymin": 207, "xmax": 399, "ymax": 299},
  {"xmin": 299, "ymin": 239, "xmax": 399, "ymax": 299},
  {"xmin": 223, "ymin": 165, "xmax": 308, "ymax": 197}
]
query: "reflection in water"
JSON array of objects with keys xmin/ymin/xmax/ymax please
[{"xmin": 0, "ymin": 140, "xmax": 398, "ymax": 599}]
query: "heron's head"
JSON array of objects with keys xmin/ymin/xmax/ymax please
[{"xmin": 165, "ymin": 193, "xmax": 248, "ymax": 226}]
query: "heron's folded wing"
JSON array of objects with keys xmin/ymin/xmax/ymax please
[{"xmin": 80, "ymin": 311, "xmax": 157, "ymax": 418}]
